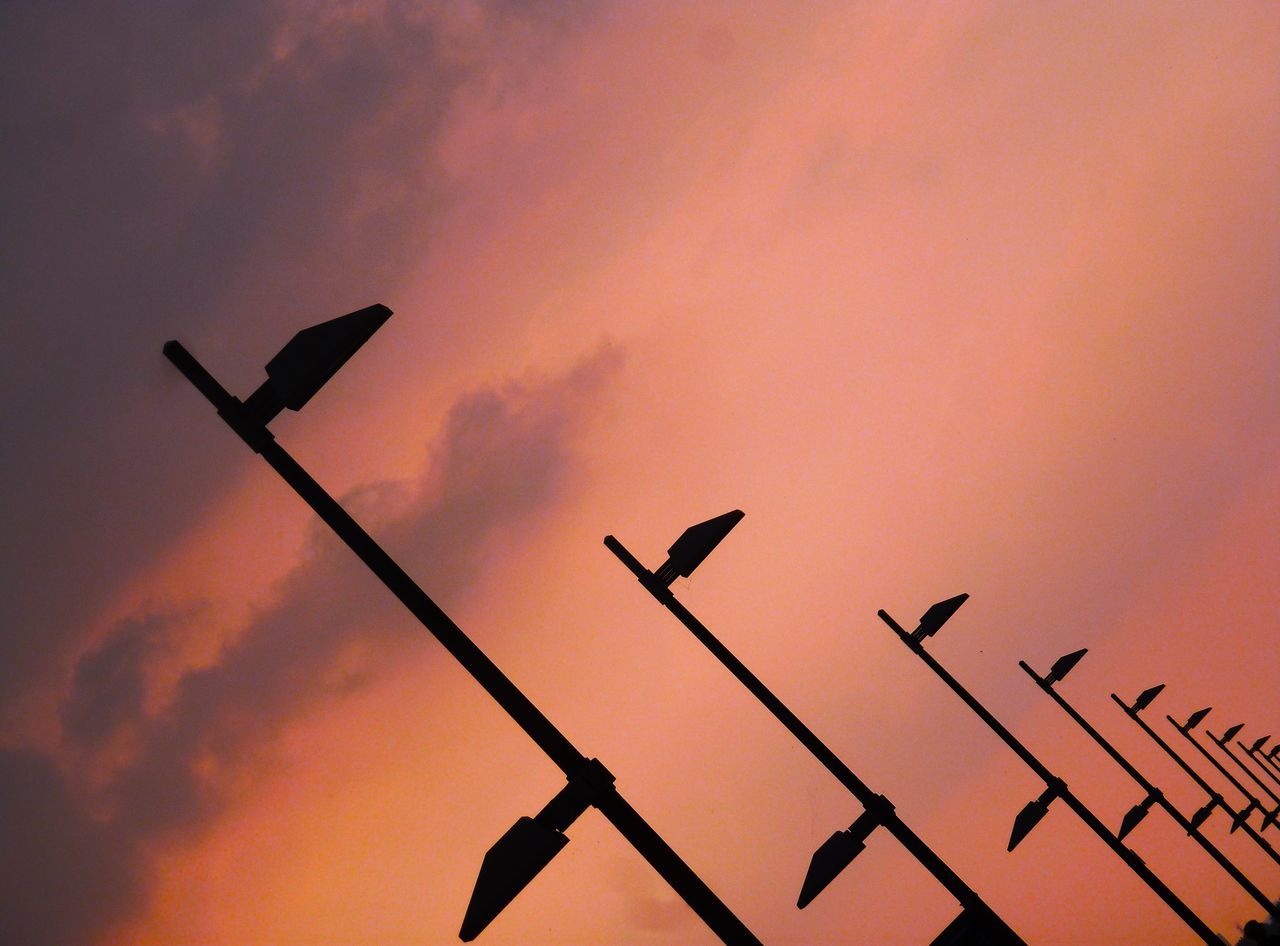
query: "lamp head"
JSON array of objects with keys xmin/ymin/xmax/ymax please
[
  {"xmin": 242, "ymin": 303, "xmax": 391, "ymax": 424},
  {"xmin": 1214, "ymin": 722, "xmax": 1244, "ymax": 747},
  {"xmin": 910, "ymin": 593, "xmax": 969, "ymax": 643},
  {"xmin": 797, "ymin": 807, "xmax": 883, "ymax": 909},
  {"xmin": 1130, "ymin": 683, "xmax": 1165, "ymax": 714},
  {"xmin": 653, "ymin": 510, "xmax": 743, "ymax": 586},
  {"xmin": 1043, "ymin": 648, "xmax": 1088, "ymax": 687},
  {"xmin": 1180, "ymin": 706, "xmax": 1212, "ymax": 733}
]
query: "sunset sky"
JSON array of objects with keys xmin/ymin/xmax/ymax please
[{"xmin": 3, "ymin": 2, "xmax": 1278, "ymax": 944}]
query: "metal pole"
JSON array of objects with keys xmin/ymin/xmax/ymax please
[
  {"xmin": 1168, "ymin": 720, "xmax": 1280, "ymax": 833},
  {"xmin": 876, "ymin": 610, "xmax": 1222, "ymax": 945},
  {"xmin": 1247, "ymin": 745, "xmax": 1280, "ymax": 788},
  {"xmin": 605, "ymin": 536, "xmax": 1023, "ymax": 944},
  {"xmin": 1018, "ymin": 663, "xmax": 1277, "ymax": 917},
  {"xmin": 1110, "ymin": 695, "xmax": 1280, "ymax": 868},
  {"xmin": 1210, "ymin": 733, "xmax": 1280, "ymax": 810},
  {"xmin": 164, "ymin": 341, "xmax": 763, "ymax": 946}
]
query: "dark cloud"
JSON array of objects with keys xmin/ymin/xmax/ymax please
[
  {"xmin": 0, "ymin": 0, "xmax": 591, "ymax": 712},
  {"xmin": 18, "ymin": 342, "xmax": 621, "ymax": 941},
  {"xmin": 0, "ymin": 747, "xmax": 145, "ymax": 946}
]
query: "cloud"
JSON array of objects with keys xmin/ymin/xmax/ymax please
[
  {"xmin": 0, "ymin": 0, "xmax": 592, "ymax": 715},
  {"xmin": 0, "ymin": 748, "xmax": 145, "ymax": 946},
  {"xmin": 16, "ymin": 341, "xmax": 622, "ymax": 942}
]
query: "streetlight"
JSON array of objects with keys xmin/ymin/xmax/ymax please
[
  {"xmin": 605, "ymin": 514, "xmax": 1023, "ymax": 945},
  {"xmin": 877, "ymin": 596, "xmax": 1223, "ymax": 945},
  {"xmin": 1174, "ymin": 710, "xmax": 1280, "ymax": 832},
  {"xmin": 1246, "ymin": 738, "xmax": 1280, "ymax": 787},
  {"xmin": 163, "ymin": 310, "xmax": 763, "ymax": 945},
  {"xmin": 1018, "ymin": 650, "xmax": 1277, "ymax": 918},
  {"xmin": 1110, "ymin": 686, "xmax": 1280, "ymax": 868}
]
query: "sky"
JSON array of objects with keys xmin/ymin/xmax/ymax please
[{"xmin": 2, "ymin": 1, "xmax": 1278, "ymax": 944}]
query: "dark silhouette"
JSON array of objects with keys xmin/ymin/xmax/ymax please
[
  {"xmin": 605, "ymin": 514, "xmax": 1024, "ymax": 946},
  {"xmin": 877, "ymin": 598, "xmax": 1223, "ymax": 945},
  {"xmin": 1018, "ymin": 652, "xmax": 1278, "ymax": 917},
  {"xmin": 1112, "ymin": 688, "xmax": 1280, "ymax": 867},
  {"xmin": 164, "ymin": 311, "xmax": 763, "ymax": 946},
  {"xmin": 1171, "ymin": 710, "xmax": 1280, "ymax": 832},
  {"xmin": 1248, "ymin": 741, "xmax": 1280, "ymax": 787}
]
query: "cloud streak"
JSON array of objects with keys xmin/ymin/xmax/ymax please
[{"xmin": 2, "ymin": 342, "xmax": 621, "ymax": 945}]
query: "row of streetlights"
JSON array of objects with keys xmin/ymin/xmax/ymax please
[{"xmin": 165, "ymin": 307, "xmax": 1275, "ymax": 944}]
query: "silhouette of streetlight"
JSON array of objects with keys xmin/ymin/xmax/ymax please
[
  {"xmin": 163, "ymin": 310, "xmax": 763, "ymax": 945},
  {"xmin": 1246, "ymin": 738, "xmax": 1280, "ymax": 788},
  {"xmin": 1171, "ymin": 708, "xmax": 1280, "ymax": 832},
  {"xmin": 1110, "ymin": 686, "xmax": 1280, "ymax": 868},
  {"xmin": 878, "ymin": 596, "xmax": 1223, "ymax": 945},
  {"xmin": 1019, "ymin": 650, "xmax": 1277, "ymax": 917},
  {"xmin": 605, "ymin": 513, "xmax": 1024, "ymax": 945},
  {"xmin": 1222, "ymin": 731, "xmax": 1280, "ymax": 799}
]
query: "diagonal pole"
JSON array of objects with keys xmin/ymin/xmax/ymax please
[
  {"xmin": 163, "ymin": 340, "xmax": 763, "ymax": 946},
  {"xmin": 877, "ymin": 606, "xmax": 1222, "ymax": 946},
  {"xmin": 605, "ymin": 534, "xmax": 1023, "ymax": 944},
  {"xmin": 1018, "ymin": 661, "xmax": 1277, "ymax": 918},
  {"xmin": 1210, "ymin": 732, "xmax": 1280, "ymax": 812},
  {"xmin": 1246, "ymin": 744, "xmax": 1280, "ymax": 788},
  {"xmin": 1111, "ymin": 694, "xmax": 1280, "ymax": 869},
  {"xmin": 1168, "ymin": 719, "xmax": 1280, "ymax": 834}
]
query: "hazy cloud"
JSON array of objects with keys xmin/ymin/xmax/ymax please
[
  {"xmin": 6, "ymin": 341, "xmax": 622, "ymax": 944},
  {"xmin": 0, "ymin": 0, "xmax": 591, "ymax": 712}
]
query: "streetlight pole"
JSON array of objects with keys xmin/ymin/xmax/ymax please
[
  {"xmin": 163, "ymin": 311, "xmax": 763, "ymax": 946},
  {"xmin": 1217, "ymin": 731, "xmax": 1280, "ymax": 804},
  {"xmin": 1018, "ymin": 652, "xmax": 1277, "ymax": 918},
  {"xmin": 605, "ymin": 514, "xmax": 1023, "ymax": 946},
  {"xmin": 1244, "ymin": 739, "xmax": 1280, "ymax": 788},
  {"xmin": 878, "ymin": 598, "xmax": 1223, "ymax": 946},
  {"xmin": 1172, "ymin": 713, "xmax": 1280, "ymax": 832},
  {"xmin": 1110, "ymin": 688, "xmax": 1280, "ymax": 869}
]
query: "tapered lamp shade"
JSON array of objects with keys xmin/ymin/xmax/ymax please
[
  {"xmin": 1216, "ymin": 723, "xmax": 1245, "ymax": 746},
  {"xmin": 1008, "ymin": 787, "xmax": 1057, "ymax": 851},
  {"xmin": 460, "ymin": 816, "xmax": 568, "ymax": 941},
  {"xmin": 244, "ymin": 303, "xmax": 391, "ymax": 423},
  {"xmin": 912, "ymin": 594, "xmax": 969, "ymax": 642},
  {"xmin": 1188, "ymin": 799, "xmax": 1215, "ymax": 832},
  {"xmin": 1130, "ymin": 684, "xmax": 1166, "ymax": 714},
  {"xmin": 653, "ymin": 510, "xmax": 744, "ymax": 585},
  {"xmin": 1181, "ymin": 707, "xmax": 1213, "ymax": 733},
  {"xmin": 1044, "ymin": 648, "xmax": 1088, "ymax": 686},
  {"xmin": 796, "ymin": 808, "xmax": 880, "ymax": 908},
  {"xmin": 1117, "ymin": 792, "xmax": 1158, "ymax": 841}
]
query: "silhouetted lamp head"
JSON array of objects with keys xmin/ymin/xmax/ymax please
[
  {"xmin": 242, "ymin": 303, "xmax": 391, "ymax": 424},
  {"xmin": 1117, "ymin": 791, "xmax": 1159, "ymax": 841},
  {"xmin": 1179, "ymin": 706, "xmax": 1212, "ymax": 734},
  {"xmin": 652, "ymin": 510, "xmax": 744, "ymax": 587},
  {"xmin": 1043, "ymin": 648, "xmax": 1088, "ymax": 687},
  {"xmin": 797, "ymin": 807, "xmax": 882, "ymax": 909},
  {"xmin": 1213, "ymin": 723, "xmax": 1244, "ymax": 747},
  {"xmin": 1188, "ymin": 798, "xmax": 1215, "ymax": 832},
  {"xmin": 1127, "ymin": 683, "xmax": 1165, "ymax": 715},
  {"xmin": 1231, "ymin": 799, "xmax": 1258, "ymax": 834},
  {"xmin": 1249, "ymin": 735, "xmax": 1270, "ymax": 753},
  {"xmin": 460, "ymin": 816, "xmax": 569, "ymax": 941},
  {"xmin": 1008, "ymin": 784, "xmax": 1058, "ymax": 852},
  {"xmin": 909, "ymin": 593, "xmax": 969, "ymax": 644}
]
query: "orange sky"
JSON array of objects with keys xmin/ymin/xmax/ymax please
[{"xmin": 4, "ymin": 3, "xmax": 1279, "ymax": 945}]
